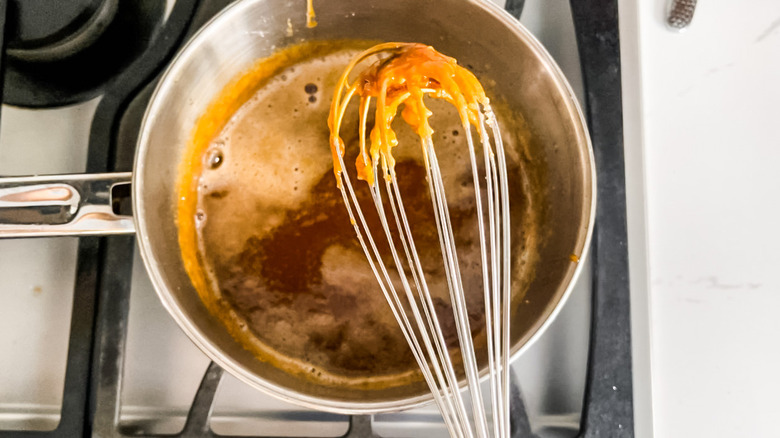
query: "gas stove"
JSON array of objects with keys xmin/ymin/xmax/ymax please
[{"xmin": 0, "ymin": 0, "xmax": 635, "ymax": 436}]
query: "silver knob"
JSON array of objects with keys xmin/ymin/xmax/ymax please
[{"xmin": 667, "ymin": 0, "xmax": 698, "ymax": 31}]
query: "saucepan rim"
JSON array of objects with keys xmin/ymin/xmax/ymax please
[{"xmin": 133, "ymin": 0, "xmax": 596, "ymax": 413}]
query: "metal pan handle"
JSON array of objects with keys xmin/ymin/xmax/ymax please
[{"xmin": 0, "ymin": 172, "xmax": 135, "ymax": 238}]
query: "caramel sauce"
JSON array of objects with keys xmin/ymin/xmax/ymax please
[{"xmin": 176, "ymin": 41, "xmax": 541, "ymax": 389}]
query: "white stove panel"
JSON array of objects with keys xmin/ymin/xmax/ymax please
[{"xmin": 0, "ymin": 99, "xmax": 99, "ymax": 431}]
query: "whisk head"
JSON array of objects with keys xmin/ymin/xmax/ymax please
[{"xmin": 328, "ymin": 43, "xmax": 512, "ymax": 438}]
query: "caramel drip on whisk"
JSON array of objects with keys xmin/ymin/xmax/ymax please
[
  {"xmin": 306, "ymin": 0, "xmax": 316, "ymax": 28},
  {"xmin": 328, "ymin": 43, "xmax": 489, "ymax": 186}
]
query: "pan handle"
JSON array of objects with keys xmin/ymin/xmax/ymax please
[{"xmin": 0, "ymin": 172, "xmax": 135, "ymax": 238}]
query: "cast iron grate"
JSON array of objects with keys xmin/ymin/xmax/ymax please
[{"xmin": 0, "ymin": 0, "xmax": 632, "ymax": 436}]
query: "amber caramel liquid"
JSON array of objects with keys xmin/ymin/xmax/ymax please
[{"xmin": 177, "ymin": 41, "xmax": 540, "ymax": 389}]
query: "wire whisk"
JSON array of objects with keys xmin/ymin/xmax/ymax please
[{"xmin": 328, "ymin": 43, "xmax": 512, "ymax": 438}]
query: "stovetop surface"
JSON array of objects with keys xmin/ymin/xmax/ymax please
[{"xmin": 0, "ymin": 0, "xmax": 634, "ymax": 436}]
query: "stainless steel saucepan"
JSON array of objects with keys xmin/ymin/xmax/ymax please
[{"xmin": 0, "ymin": 0, "xmax": 595, "ymax": 413}]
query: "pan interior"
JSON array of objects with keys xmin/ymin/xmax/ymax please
[
  {"xmin": 177, "ymin": 40, "xmax": 542, "ymax": 391},
  {"xmin": 135, "ymin": 0, "xmax": 593, "ymax": 411}
]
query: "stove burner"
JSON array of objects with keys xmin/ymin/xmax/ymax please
[
  {"xmin": 6, "ymin": 0, "xmax": 116, "ymax": 62},
  {"xmin": 2, "ymin": 0, "xmax": 165, "ymax": 108}
]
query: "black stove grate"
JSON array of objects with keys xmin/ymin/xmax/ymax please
[
  {"xmin": 2, "ymin": 0, "xmax": 169, "ymax": 108},
  {"xmin": 0, "ymin": 0, "xmax": 632, "ymax": 436},
  {"xmin": 570, "ymin": 2, "xmax": 634, "ymax": 435}
]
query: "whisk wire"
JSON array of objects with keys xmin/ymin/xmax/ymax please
[
  {"xmin": 427, "ymin": 144, "xmax": 491, "ymax": 438},
  {"xmin": 386, "ymin": 174, "xmax": 475, "ymax": 434},
  {"xmin": 328, "ymin": 44, "xmax": 513, "ymax": 438},
  {"xmin": 335, "ymin": 114, "xmax": 512, "ymax": 438},
  {"xmin": 368, "ymin": 176, "xmax": 473, "ymax": 435},
  {"xmin": 490, "ymin": 108, "xmax": 513, "ymax": 438},
  {"xmin": 335, "ymin": 154, "xmax": 465, "ymax": 436},
  {"xmin": 475, "ymin": 112, "xmax": 504, "ymax": 438}
]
